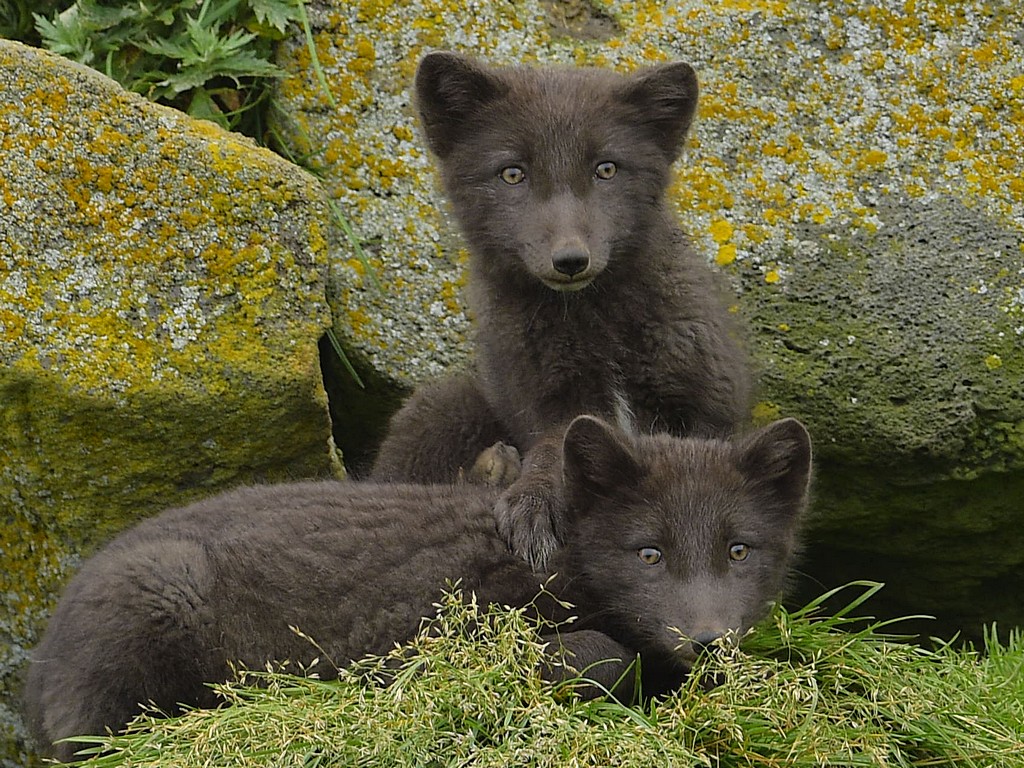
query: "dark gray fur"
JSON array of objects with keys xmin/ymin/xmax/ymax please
[
  {"xmin": 25, "ymin": 417, "xmax": 809, "ymax": 761},
  {"xmin": 371, "ymin": 53, "xmax": 751, "ymax": 568}
]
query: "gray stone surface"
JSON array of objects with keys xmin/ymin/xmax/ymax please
[
  {"xmin": 273, "ymin": 0, "xmax": 1024, "ymax": 635},
  {"xmin": 0, "ymin": 40, "xmax": 341, "ymax": 764}
]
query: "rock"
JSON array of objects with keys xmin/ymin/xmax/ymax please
[
  {"xmin": 0, "ymin": 40, "xmax": 341, "ymax": 762},
  {"xmin": 273, "ymin": 0, "xmax": 1023, "ymax": 638}
]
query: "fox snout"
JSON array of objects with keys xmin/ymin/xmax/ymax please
[
  {"xmin": 666, "ymin": 608, "xmax": 742, "ymax": 666},
  {"xmin": 523, "ymin": 193, "xmax": 611, "ymax": 291},
  {"xmin": 539, "ymin": 236, "xmax": 604, "ymax": 291},
  {"xmin": 675, "ymin": 629, "xmax": 728, "ymax": 663},
  {"xmin": 551, "ymin": 245, "xmax": 591, "ymax": 278}
]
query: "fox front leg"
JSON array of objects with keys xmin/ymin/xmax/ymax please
[
  {"xmin": 540, "ymin": 629, "xmax": 638, "ymax": 701},
  {"xmin": 492, "ymin": 433, "xmax": 565, "ymax": 571}
]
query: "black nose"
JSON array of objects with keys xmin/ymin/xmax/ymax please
[
  {"xmin": 552, "ymin": 249, "xmax": 590, "ymax": 277},
  {"xmin": 691, "ymin": 631, "xmax": 723, "ymax": 655}
]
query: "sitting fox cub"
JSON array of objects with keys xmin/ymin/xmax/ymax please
[
  {"xmin": 26, "ymin": 417, "xmax": 810, "ymax": 762},
  {"xmin": 372, "ymin": 53, "xmax": 751, "ymax": 569}
]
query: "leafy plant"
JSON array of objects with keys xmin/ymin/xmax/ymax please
[
  {"xmin": 31, "ymin": 0, "xmax": 307, "ymax": 139},
  {"xmin": 0, "ymin": 0, "xmax": 68, "ymax": 44}
]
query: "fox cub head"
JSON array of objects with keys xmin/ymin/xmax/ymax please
[
  {"xmin": 415, "ymin": 52, "xmax": 698, "ymax": 292},
  {"xmin": 558, "ymin": 415, "xmax": 812, "ymax": 687}
]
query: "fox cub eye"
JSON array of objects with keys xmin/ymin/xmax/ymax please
[
  {"xmin": 595, "ymin": 161, "xmax": 617, "ymax": 180},
  {"xmin": 499, "ymin": 166, "xmax": 525, "ymax": 185},
  {"xmin": 729, "ymin": 543, "xmax": 750, "ymax": 562},
  {"xmin": 638, "ymin": 547, "xmax": 662, "ymax": 565}
]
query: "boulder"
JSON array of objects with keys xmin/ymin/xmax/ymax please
[
  {"xmin": 272, "ymin": 0, "xmax": 1023, "ymax": 637},
  {"xmin": 0, "ymin": 40, "xmax": 341, "ymax": 762}
]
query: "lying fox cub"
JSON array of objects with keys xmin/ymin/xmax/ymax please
[{"xmin": 26, "ymin": 416, "xmax": 811, "ymax": 761}]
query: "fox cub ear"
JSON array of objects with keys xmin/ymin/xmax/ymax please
[
  {"xmin": 562, "ymin": 416, "xmax": 642, "ymax": 515},
  {"xmin": 620, "ymin": 61, "xmax": 699, "ymax": 160},
  {"xmin": 734, "ymin": 418, "xmax": 813, "ymax": 514},
  {"xmin": 415, "ymin": 51, "xmax": 506, "ymax": 158}
]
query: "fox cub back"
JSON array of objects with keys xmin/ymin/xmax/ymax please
[{"xmin": 25, "ymin": 418, "xmax": 810, "ymax": 761}]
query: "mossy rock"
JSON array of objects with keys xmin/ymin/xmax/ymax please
[
  {"xmin": 0, "ymin": 40, "xmax": 342, "ymax": 764},
  {"xmin": 273, "ymin": 0, "xmax": 1024, "ymax": 637},
  {"xmin": 739, "ymin": 194, "xmax": 1024, "ymax": 635}
]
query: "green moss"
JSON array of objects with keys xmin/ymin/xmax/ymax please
[
  {"xmin": 740, "ymin": 196, "xmax": 1024, "ymax": 477},
  {"xmin": 0, "ymin": 351, "xmax": 340, "ymax": 715}
]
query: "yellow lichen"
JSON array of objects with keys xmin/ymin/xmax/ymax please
[
  {"xmin": 715, "ymin": 243, "xmax": 737, "ymax": 266},
  {"xmin": 751, "ymin": 400, "xmax": 782, "ymax": 424},
  {"xmin": 709, "ymin": 218, "xmax": 733, "ymax": 244}
]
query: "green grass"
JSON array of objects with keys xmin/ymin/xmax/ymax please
[{"xmin": 64, "ymin": 583, "xmax": 1023, "ymax": 767}]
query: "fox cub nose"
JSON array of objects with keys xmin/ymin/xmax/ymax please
[
  {"xmin": 552, "ymin": 248, "xmax": 591, "ymax": 277},
  {"xmin": 691, "ymin": 631, "xmax": 724, "ymax": 655}
]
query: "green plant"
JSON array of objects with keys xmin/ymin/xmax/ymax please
[
  {"xmin": 0, "ymin": 0, "xmax": 67, "ymax": 43},
  {"xmin": 62, "ymin": 583, "xmax": 1024, "ymax": 767},
  {"xmin": 31, "ymin": 0, "xmax": 307, "ymax": 139}
]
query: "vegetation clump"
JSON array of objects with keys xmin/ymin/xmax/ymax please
[
  {"xmin": 66, "ymin": 583, "xmax": 1024, "ymax": 767},
  {"xmin": 2, "ymin": 0, "xmax": 313, "ymax": 140}
]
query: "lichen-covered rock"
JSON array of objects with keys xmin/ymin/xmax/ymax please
[
  {"xmin": 274, "ymin": 0, "xmax": 1023, "ymax": 637},
  {"xmin": 0, "ymin": 40, "xmax": 341, "ymax": 763}
]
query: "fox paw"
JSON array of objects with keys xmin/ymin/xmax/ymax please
[
  {"xmin": 458, "ymin": 441, "xmax": 522, "ymax": 488},
  {"xmin": 493, "ymin": 489, "xmax": 559, "ymax": 572}
]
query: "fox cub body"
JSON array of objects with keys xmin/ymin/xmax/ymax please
[{"xmin": 26, "ymin": 418, "xmax": 810, "ymax": 761}]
